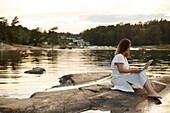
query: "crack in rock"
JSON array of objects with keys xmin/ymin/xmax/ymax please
[
  {"xmin": 63, "ymin": 91, "xmax": 76, "ymax": 112},
  {"xmin": 78, "ymin": 87, "xmax": 104, "ymax": 110}
]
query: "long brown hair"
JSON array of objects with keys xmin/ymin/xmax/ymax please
[{"xmin": 114, "ymin": 38, "xmax": 131, "ymax": 57}]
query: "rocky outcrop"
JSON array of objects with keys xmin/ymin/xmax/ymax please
[
  {"xmin": 0, "ymin": 73, "xmax": 169, "ymax": 113},
  {"xmin": 53, "ymin": 72, "xmax": 111, "ymax": 87},
  {"xmin": 24, "ymin": 67, "xmax": 46, "ymax": 74}
]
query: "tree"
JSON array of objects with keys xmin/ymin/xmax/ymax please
[
  {"xmin": 132, "ymin": 35, "xmax": 142, "ymax": 46},
  {"xmin": 0, "ymin": 17, "xmax": 8, "ymax": 26},
  {"xmin": 11, "ymin": 16, "xmax": 20, "ymax": 26},
  {"xmin": 0, "ymin": 17, "xmax": 11, "ymax": 42},
  {"xmin": 49, "ymin": 26, "xmax": 58, "ymax": 31},
  {"xmin": 144, "ymin": 25, "xmax": 162, "ymax": 45},
  {"xmin": 29, "ymin": 28, "xmax": 42, "ymax": 45},
  {"xmin": 159, "ymin": 19, "xmax": 170, "ymax": 44},
  {"xmin": 48, "ymin": 26, "xmax": 58, "ymax": 49}
]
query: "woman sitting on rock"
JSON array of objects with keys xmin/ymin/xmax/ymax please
[{"xmin": 110, "ymin": 38, "xmax": 162, "ymax": 99}]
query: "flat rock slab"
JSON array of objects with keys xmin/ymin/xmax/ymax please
[
  {"xmin": 0, "ymin": 73, "xmax": 169, "ymax": 113},
  {"xmin": 55, "ymin": 72, "xmax": 111, "ymax": 87}
]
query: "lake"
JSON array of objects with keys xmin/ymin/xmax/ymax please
[{"xmin": 0, "ymin": 49, "xmax": 169, "ymax": 98}]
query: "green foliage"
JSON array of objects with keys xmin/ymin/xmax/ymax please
[
  {"xmin": 48, "ymin": 26, "xmax": 59, "ymax": 47},
  {"xmin": 0, "ymin": 17, "xmax": 169, "ymax": 47},
  {"xmin": 81, "ymin": 19, "xmax": 170, "ymax": 46},
  {"xmin": 0, "ymin": 17, "xmax": 48, "ymax": 46},
  {"xmin": 49, "ymin": 26, "xmax": 58, "ymax": 31},
  {"xmin": 143, "ymin": 25, "xmax": 162, "ymax": 45},
  {"xmin": 11, "ymin": 16, "xmax": 20, "ymax": 26}
]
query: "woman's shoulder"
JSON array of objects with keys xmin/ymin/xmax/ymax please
[
  {"xmin": 112, "ymin": 53, "xmax": 125, "ymax": 63},
  {"xmin": 114, "ymin": 53, "xmax": 124, "ymax": 58},
  {"xmin": 113, "ymin": 53, "xmax": 124, "ymax": 61}
]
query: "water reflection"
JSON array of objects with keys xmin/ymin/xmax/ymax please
[
  {"xmin": 0, "ymin": 50, "xmax": 22, "ymax": 70},
  {"xmin": 0, "ymin": 49, "xmax": 169, "ymax": 98}
]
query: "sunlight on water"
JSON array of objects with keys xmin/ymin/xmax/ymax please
[{"xmin": 0, "ymin": 49, "xmax": 169, "ymax": 98}]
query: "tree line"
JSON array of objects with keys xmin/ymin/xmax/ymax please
[
  {"xmin": 0, "ymin": 16, "xmax": 170, "ymax": 46},
  {"xmin": 0, "ymin": 16, "xmax": 76, "ymax": 46},
  {"xmin": 80, "ymin": 19, "xmax": 170, "ymax": 46}
]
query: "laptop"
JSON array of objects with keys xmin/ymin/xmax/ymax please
[{"xmin": 143, "ymin": 59, "xmax": 153, "ymax": 70}]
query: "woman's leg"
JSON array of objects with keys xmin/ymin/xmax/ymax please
[{"xmin": 144, "ymin": 78, "xmax": 162, "ymax": 98}]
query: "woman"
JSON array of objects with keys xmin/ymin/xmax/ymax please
[{"xmin": 111, "ymin": 38, "xmax": 162, "ymax": 98}]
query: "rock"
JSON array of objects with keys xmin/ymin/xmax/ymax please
[
  {"xmin": 51, "ymin": 72, "xmax": 110, "ymax": 88},
  {"xmin": 59, "ymin": 74, "xmax": 76, "ymax": 86},
  {"xmin": 24, "ymin": 67, "xmax": 46, "ymax": 74},
  {"xmin": 0, "ymin": 73, "xmax": 169, "ymax": 113}
]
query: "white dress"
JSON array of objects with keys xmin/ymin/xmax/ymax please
[{"xmin": 110, "ymin": 54, "xmax": 147, "ymax": 92}]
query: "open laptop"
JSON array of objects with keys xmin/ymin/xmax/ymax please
[{"xmin": 143, "ymin": 59, "xmax": 153, "ymax": 70}]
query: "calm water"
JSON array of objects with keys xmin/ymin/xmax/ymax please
[{"xmin": 0, "ymin": 49, "xmax": 169, "ymax": 98}]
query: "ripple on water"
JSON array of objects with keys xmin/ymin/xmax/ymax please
[{"xmin": 0, "ymin": 49, "xmax": 169, "ymax": 98}]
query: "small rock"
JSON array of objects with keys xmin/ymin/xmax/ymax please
[{"xmin": 24, "ymin": 67, "xmax": 46, "ymax": 74}]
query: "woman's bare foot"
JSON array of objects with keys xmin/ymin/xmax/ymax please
[{"xmin": 148, "ymin": 93, "xmax": 162, "ymax": 99}]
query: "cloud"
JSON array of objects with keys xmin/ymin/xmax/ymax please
[
  {"xmin": 81, "ymin": 13, "xmax": 169, "ymax": 23},
  {"xmin": 156, "ymin": 0, "xmax": 170, "ymax": 13}
]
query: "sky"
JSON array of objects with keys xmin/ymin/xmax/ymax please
[{"xmin": 1, "ymin": 0, "xmax": 170, "ymax": 34}]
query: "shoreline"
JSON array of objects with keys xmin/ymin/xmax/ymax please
[
  {"xmin": 0, "ymin": 43, "xmax": 169, "ymax": 51},
  {"xmin": 145, "ymin": 84, "xmax": 170, "ymax": 113},
  {"xmin": 0, "ymin": 73, "xmax": 169, "ymax": 113}
]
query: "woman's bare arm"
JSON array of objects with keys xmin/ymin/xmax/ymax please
[{"xmin": 115, "ymin": 63, "xmax": 143, "ymax": 73}]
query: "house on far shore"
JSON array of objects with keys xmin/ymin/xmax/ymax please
[
  {"xmin": 58, "ymin": 35, "xmax": 90, "ymax": 46},
  {"xmin": 73, "ymin": 39, "xmax": 90, "ymax": 46},
  {"xmin": 58, "ymin": 35, "xmax": 68, "ymax": 39}
]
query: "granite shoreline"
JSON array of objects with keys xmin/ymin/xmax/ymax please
[{"xmin": 0, "ymin": 72, "xmax": 170, "ymax": 113}]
